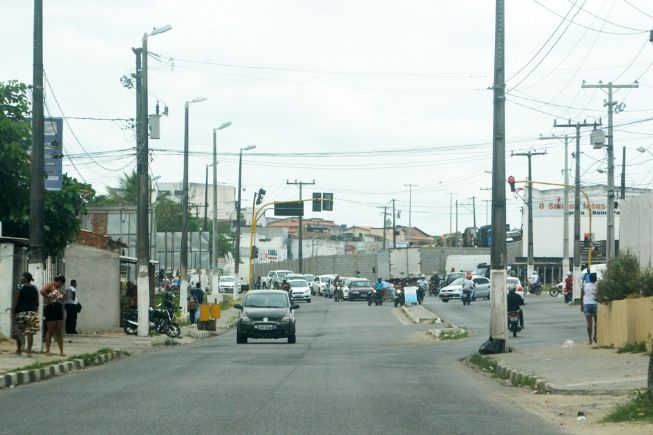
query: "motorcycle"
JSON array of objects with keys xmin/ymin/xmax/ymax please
[
  {"xmin": 393, "ymin": 289, "xmax": 405, "ymax": 308},
  {"xmin": 123, "ymin": 303, "xmax": 181, "ymax": 338},
  {"xmin": 416, "ymin": 286, "xmax": 426, "ymax": 305},
  {"xmin": 508, "ymin": 310, "xmax": 522, "ymax": 337},
  {"xmin": 461, "ymin": 288, "xmax": 475, "ymax": 306},
  {"xmin": 428, "ymin": 282, "xmax": 439, "ymax": 296},
  {"xmin": 549, "ymin": 285, "xmax": 560, "ymax": 297},
  {"xmin": 528, "ymin": 282, "xmax": 543, "ymax": 295},
  {"xmin": 368, "ymin": 289, "xmax": 385, "ymax": 306}
]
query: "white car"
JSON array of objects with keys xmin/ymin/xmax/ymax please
[
  {"xmin": 288, "ymin": 279, "xmax": 311, "ymax": 303},
  {"xmin": 438, "ymin": 276, "xmax": 490, "ymax": 302},
  {"xmin": 218, "ymin": 275, "xmax": 236, "ymax": 293},
  {"xmin": 311, "ymin": 274, "xmax": 336, "ymax": 296},
  {"xmin": 507, "ymin": 277, "xmax": 525, "ymax": 302}
]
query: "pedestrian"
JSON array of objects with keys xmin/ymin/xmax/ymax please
[
  {"xmin": 187, "ymin": 293, "xmax": 198, "ymax": 325},
  {"xmin": 64, "ymin": 279, "xmax": 79, "ymax": 334},
  {"xmin": 12, "ymin": 272, "xmax": 40, "ymax": 357},
  {"xmin": 191, "ymin": 282, "xmax": 204, "ymax": 323},
  {"xmin": 580, "ymin": 272, "xmax": 598, "ymax": 345},
  {"xmin": 40, "ymin": 274, "xmax": 66, "ymax": 356}
]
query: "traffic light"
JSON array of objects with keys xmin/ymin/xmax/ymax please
[
  {"xmin": 323, "ymin": 192, "xmax": 333, "ymax": 211},
  {"xmin": 508, "ymin": 175, "xmax": 516, "ymax": 192},
  {"xmin": 312, "ymin": 192, "xmax": 322, "ymax": 212},
  {"xmin": 256, "ymin": 188, "xmax": 266, "ymax": 205},
  {"xmin": 253, "ymin": 246, "xmax": 259, "ymax": 257}
]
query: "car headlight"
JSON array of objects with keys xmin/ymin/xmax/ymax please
[
  {"xmin": 281, "ymin": 315, "xmax": 293, "ymax": 323},
  {"xmin": 240, "ymin": 314, "xmax": 252, "ymax": 323}
]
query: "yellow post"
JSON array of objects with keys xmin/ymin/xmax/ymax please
[
  {"xmin": 199, "ymin": 304, "xmax": 210, "ymax": 321},
  {"xmin": 211, "ymin": 303, "xmax": 221, "ymax": 319}
]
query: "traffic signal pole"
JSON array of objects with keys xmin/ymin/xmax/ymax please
[{"xmin": 286, "ymin": 179, "xmax": 315, "ymax": 273}]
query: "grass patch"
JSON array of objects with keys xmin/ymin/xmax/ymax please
[
  {"xmin": 1, "ymin": 348, "xmax": 119, "ymax": 375},
  {"xmin": 468, "ymin": 353, "xmax": 497, "ymax": 373},
  {"xmin": 617, "ymin": 342, "xmax": 648, "ymax": 354},
  {"xmin": 602, "ymin": 390, "xmax": 653, "ymax": 423},
  {"xmin": 440, "ymin": 330, "xmax": 469, "ymax": 340}
]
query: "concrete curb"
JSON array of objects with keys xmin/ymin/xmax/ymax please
[
  {"xmin": 0, "ymin": 350, "xmax": 126, "ymax": 390},
  {"xmin": 491, "ymin": 361, "xmax": 639, "ymax": 396},
  {"xmin": 401, "ymin": 305, "xmax": 442, "ymax": 324}
]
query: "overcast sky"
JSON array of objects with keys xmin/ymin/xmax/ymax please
[{"xmin": 4, "ymin": 0, "xmax": 653, "ymax": 236}]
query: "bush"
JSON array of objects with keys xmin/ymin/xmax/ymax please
[
  {"xmin": 640, "ymin": 268, "xmax": 653, "ymax": 298},
  {"xmin": 596, "ymin": 252, "xmax": 641, "ymax": 304}
]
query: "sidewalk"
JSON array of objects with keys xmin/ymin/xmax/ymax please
[
  {"xmin": 0, "ymin": 307, "xmax": 240, "ymax": 390},
  {"xmin": 402, "ymin": 304, "xmax": 649, "ymax": 395}
]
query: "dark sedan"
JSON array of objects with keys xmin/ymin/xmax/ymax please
[{"xmin": 234, "ymin": 290, "xmax": 299, "ymax": 344}]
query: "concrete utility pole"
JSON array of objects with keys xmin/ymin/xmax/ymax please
[
  {"xmin": 381, "ymin": 206, "xmax": 389, "ymax": 250},
  {"xmin": 554, "ymin": 119, "xmax": 602, "ymax": 301},
  {"xmin": 488, "ymin": 0, "xmax": 508, "ymax": 352},
  {"xmin": 469, "ymin": 196, "xmax": 477, "ymax": 228},
  {"xmin": 234, "ymin": 145, "xmax": 256, "ymax": 297},
  {"xmin": 540, "ymin": 135, "xmax": 570, "ymax": 275},
  {"xmin": 404, "ymin": 184, "xmax": 416, "ymax": 245},
  {"xmin": 211, "ymin": 122, "xmax": 231, "ymax": 295},
  {"xmin": 620, "ymin": 147, "xmax": 626, "ymax": 200},
  {"xmin": 29, "ymin": 0, "xmax": 45, "ymax": 351},
  {"xmin": 392, "ymin": 199, "xmax": 397, "ymax": 248},
  {"xmin": 448, "ymin": 193, "xmax": 454, "ymax": 234},
  {"xmin": 511, "ymin": 149, "xmax": 547, "ymax": 278},
  {"xmin": 581, "ymin": 81, "xmax": 638, "ymax": 260},
  {"xmin": 286, "ymin": 179, "xmax": 315, "ymax": 273}
]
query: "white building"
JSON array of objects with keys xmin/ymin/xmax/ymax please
[{"xmin": 523, "ymin": 185, "xmax": 651, "ymax": 259}]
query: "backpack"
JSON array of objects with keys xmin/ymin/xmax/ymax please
[{"xmin": 188, "ymin": 297, "xmax": 197, "ymax": 310}]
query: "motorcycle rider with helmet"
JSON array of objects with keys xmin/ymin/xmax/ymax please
[
  {"xmin": 416, "ymin": 274, "xmax": 427, "ymax": 304},
  {"xmin": 429, "ymin": 272, "xmax": 441, "ymax": 295},
  {"xmin": 529, "ymin": 270, "xmax": 542, "ymax": 294},
  {"xmin": 461, "ymin": 272, "xmax": 475, "ymax": 305},
  {"xmin": 370, "ymin": 276, "xmax": 385, "ymax": 304},
  {"xmin": 564, "ymin": 271, "xmax": 573, "ymax": 303},
  {"xmin": 507, "ymin": 285, "xmax": 525, "ymax": 328}
]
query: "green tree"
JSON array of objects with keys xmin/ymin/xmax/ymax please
[
  {"xmin": 0, "ymin": 81, "xmax": 31, "ymax": 223},
  {"xmin": 92, "ymin": 170, "xmax": 138, "ymax": 205},
  {"xmin": 0, "ymin": 80, "xmax": 95, "ymax": 258}
]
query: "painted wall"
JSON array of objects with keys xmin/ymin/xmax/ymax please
[
  {"xmin": 64, "ymin": 243, "xmax": 121, "ymax": 332},
  {"xmin": 620, "ymin": 194, "xmax": 653, "ymax": 268},
  {"xmin": 597, "ymin": 297, "xmax": 653, "ymax": 350}
]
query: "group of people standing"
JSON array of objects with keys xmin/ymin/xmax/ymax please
[{"xmin": 11, "ymin": 272, "xmax": 80, "ymax": 357}]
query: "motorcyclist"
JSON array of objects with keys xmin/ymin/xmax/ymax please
[
  {"xmin": 564, "ymin": 271, "xmax": 573, "ymax": 303},
  {"xmin": 530, "ymin": 270, "xmax": 541, "ymax": 288},
  {"xmin": 333, "ymin": 275, "xmax": 342, "ymax": 302},
  {"xmin": 280, "ymin": 279, "xmax": 290, "ymax": 292},
  {"xmin": 429, "ymin": 272, "xmax": 440, "ymax": 294},
  {"xmin": 461, "ymin": 272, "xmax": 475, "ymax": 304},
  {"xmin": 507, "ymin": 285, "xmax": 525, "ymax": 328},
  {"xmin": 416, "ymin": 274, "xmax": 427, "ymax": 304},
  {"xmin": 371, "ymin": 276, "xmax": 385, "ymax": 303}
]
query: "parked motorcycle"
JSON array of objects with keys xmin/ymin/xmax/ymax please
[
  {"xmin": 123, "ymin": 303, "xmax": 181, "ymax": 338},
  {"xmin": 393, "ymin": 289, "xmax": 405, "ymax": 308},
  {"xmin": 508, "ymin": 310, "xmax": 522, "ymax": 337}
]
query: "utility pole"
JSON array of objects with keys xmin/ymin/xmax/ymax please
[
  {"xmin": 392, "ymin": 199, "xmax": 397, "ymax": 248},
  {"xmin": 404, "ymin": 184, "xmax": 416, "ymax": 246},
  {"xmin": 582, "ymin": 81, "xmax": 638, "ymax": 260},
  {"xmin": 554, "ymin": 119, "xmax": 602, "ymax": 301},
  {"xmin": 381, "ymin": 206, "xmax": 389, "ymax": 250},
  {"xmin": 469, "ymin": 196, "xmax": 477, "ymax": 228},
  {"xmin": 540, "ymin": 134, "xmax": 570, "ymax": 275},
  {"xmin": 448, "ymin": 193, "xmax": 454, "ymax": 234},
  {"xmin": 511, "ymin": 149, "xmax": 547, "ymax": 278},
  {"xmin": 29, "ymin": 0, "xmax": 45, "ymax": 351},
  {"xmin": 620, "ymin": 147, "xmax": 626, "ymax": 199},
  {"xmin": 286, "ymin": 179, "xmax": 315, "ymax": 273},
  {"xmin": 482, "ymin": 199, "xmax": 491, "ymax": 226},
  {"xmin": 488, "ymin": 0, "xmax": 508, "ymax": 352}
]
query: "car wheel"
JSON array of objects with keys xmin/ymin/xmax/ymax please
[
  {"xmin": 307, "ymin": 299, "xmax": 311, "ymax": 303},
  {"xmin": 441, "ymin": 299, "xmax": 449, "ymax": 303},
  {"xmin": 288, "ymin": 333, "xmax": 296, "ymax": 344},
  {"xmin": 236, "ymin": 330, "xmax": 248, "ymax": 344}
]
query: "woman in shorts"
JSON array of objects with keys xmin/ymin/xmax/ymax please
[
  {"xmin": 580, "ymin": 272, "xmax": 598, "ymax": 345},
  {"xmin": 40, "ymin": 274, "xmax": 66, "ymax": 356},
  {"xmin": 12, "ymin": 272, "xmax": 40, "ymax": 356}
]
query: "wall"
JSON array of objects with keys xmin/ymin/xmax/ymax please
[
  {"xmin": 64, "ymin": 243, "xmax": 121, "ymax": 332},
  {"xmin": 620, "ymin": 194, "xmax": 653, "ymax": 268},
  {"xmin": 597, "ymin": 297, "xmax": 653, "ymax": 350},
  {"xmin": 0, "ymin": 243, "xmax": 15, "ymax": 338}
]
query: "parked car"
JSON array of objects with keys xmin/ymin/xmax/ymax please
[
  {"xmin": 438, "ymin": 276, "xmax": 490, "ymax": 302},
  {"xmin": 217, "ymin": 275, "xmax": 248, "ymax": 293},
  {"xmin": 507, "ymin": 277, "xmax": 525, "ymax": 302},
  {"xmin": 342, "ymin": 278, "xmax": 374, "ymax": 301},
  {"xmin": 311, "ymin": 274, "xmax": 336, "ymax": 296},
  {"xmin": 234, "ymin": 290, "xmax": 299, "ymax": 344},
  {"xmin": 288, "ymin": 279, "xmax": 312, "ymax": 303}
]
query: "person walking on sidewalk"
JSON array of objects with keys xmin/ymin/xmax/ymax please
[
  {"xmin": 12, "ymin": 272, "xmax": 40, "ymax": 356},
  {"xmin": 580, "ymin": 272, "xmax": 598, "ymax": 345},
  {"xmin": 63, "ymin": 279, "xmax": 79, "ymax": 334},
  {"xmin": 187, "ymin": 293, "xmax": 198, "ymax": 325},
  {"xmin": 40, "ymin": 274, "xmax": 66, "ymax": 356}
]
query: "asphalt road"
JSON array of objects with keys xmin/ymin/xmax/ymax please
[{"xmin": 0, "ymin": 295, "xmax": 571, "ymax": 435}]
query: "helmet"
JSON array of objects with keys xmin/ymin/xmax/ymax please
[
  {"xmin": 420, "ymin": 274, "xmax": 425, "ymax": 278},
  {"xmin": 509, "ymin": 286, "xmax": 516, "ymax": 292},
  {"xmin": 533, "ymin": 270, "xmax": 539, "ymax": 275},
  {"xmin": 567, "ymin": 271, "xmax": 573, "ymax": 276},
  {"xmin": 466, "ymin": 272, "xmax": 473, "ymax": 279},
  {"xmin": 377, "ymin": 276, "xmax": 382, "ymax": 281}
]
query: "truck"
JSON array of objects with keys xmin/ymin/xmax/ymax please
[
  {"xmin": 260, "ymin": 270, "xmax": 293, "ymax": 289},
  {"xmin": 377, "ymin": 248, "xmax": 422, "ymax": 280},
  {"xmin": 445, "ymin": 255, "xmax": 490, "ymax": 275}
]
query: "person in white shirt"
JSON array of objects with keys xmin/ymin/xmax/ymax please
[
  {"xmin": 63, "ymin": 279, "xmax": 79, "ymax": 335},
  {"xmin": 580, "ymin": 272, "xmax": 598, "ymax": 345}
]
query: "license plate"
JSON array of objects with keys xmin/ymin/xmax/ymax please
[{"xmin": 257, "ymin": 324, "xmax": 274, "ymax": 331}]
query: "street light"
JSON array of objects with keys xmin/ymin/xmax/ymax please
[
  {"xmin": 637, "ymin": 146, "xmax": 652, "ymax": 155},
  {"xmin": 234, "ymin": 144, "xmax": 256, "ymax": 299},
  {"xmin": 135, "ymin": 23, "xmax": 171, "ymax": 337},
  {"xmin": 212, "ymin": 121, "xmax": 231, "ymax": 295},
  {"xmin": 180, "ymin": 96, "xmax": 207, "ymax": 311}
]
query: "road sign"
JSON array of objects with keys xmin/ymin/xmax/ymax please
[{"xmin": 274, "ymin": 201, "xmax": 304, "ymax": 216}]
